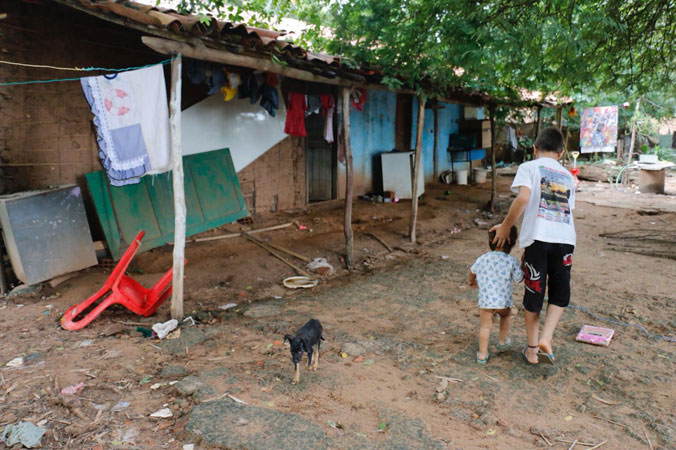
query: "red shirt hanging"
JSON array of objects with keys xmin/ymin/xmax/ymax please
[{"xmin": 284, "ymin": 92, "xmax": 307, "ymax": 137}]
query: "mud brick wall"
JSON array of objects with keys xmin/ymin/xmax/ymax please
[
  {"xmin": 0, "ymin": 2, "xmax": 161, "ymax": 194},
  {"xmin": 237, "ymin": 136, "xmax": 306, "ymax": 215}
]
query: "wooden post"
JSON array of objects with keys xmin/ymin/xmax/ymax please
[
  {"xmin": 433, "ymin": 106, "xmax": 439, "ymax": 181},
  {"xmin": 170, "ymin": 54, "xmax": 185, "ymax": 321},
  {"xmin": 556, "ymin": 106, "xmax": 563, "ymax": 130},
  {"xmin": 534, "ymin": 105, "xmax": 542, "ymax": 138},
  {"xmin": 627, "ymin": 97, "xmax": 641, "ymax": 165},
  {"xmin": 489, "ymin": 106, "xmax": 497, "ymax": 213},
  {"xmin": 342, "ymin": 87, "xmax": 354, "ymax": 268},
  {"xmin": 409, "ymin": 96, "xmax": 425, "ymax": 243}
]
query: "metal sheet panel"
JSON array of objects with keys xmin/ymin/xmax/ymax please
[
  {"xmin": 0, "ymin": 185, "xmax": 97, "ymax": 285},
  {"xmin": 86, "ymin": 148, "xmax": 248, "ymax": 260}
]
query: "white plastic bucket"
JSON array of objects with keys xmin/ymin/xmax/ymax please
[
  {"xmin": 454, "ymin": 169, "xmax": 468, "ymax": 185},
  {"xmin": 473, "ymin": 168, "xmax": 487, "ymax": 184}
]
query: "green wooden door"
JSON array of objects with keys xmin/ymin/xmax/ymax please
[{"xmin": 86, "ymin": 148, "xmax": 248, "ymax": 260}]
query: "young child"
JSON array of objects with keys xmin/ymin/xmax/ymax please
[
  {"xmin": 469, "ymin": 225, "xmax": 524, "ymax": 364},
  {"xmin": 490, "ymin": 127, "xmax": 576, "ymax": 365}
]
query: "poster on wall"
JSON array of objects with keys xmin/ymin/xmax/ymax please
[{"xmin": 580, "ymin": 106, "xmax": 618, "ymax": 153}]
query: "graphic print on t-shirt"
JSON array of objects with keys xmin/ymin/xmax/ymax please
[{"xmin": 538, "ymin": 166, "xmax": 572, "ymax": 224}]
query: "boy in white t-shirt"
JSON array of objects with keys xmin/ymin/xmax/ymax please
[{"xmin": 490, "ymin": 127, "xmax": 576, "ymax": 365}]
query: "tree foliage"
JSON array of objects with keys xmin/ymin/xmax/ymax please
[{"xmin": 174, "ymin": 0, "xmax": 676, "ymax": 103}]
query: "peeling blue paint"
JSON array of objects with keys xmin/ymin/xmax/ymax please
[
  {"xmin": 348, "ymin": 90, "xmax": 396, "ymax": 193},
  {"xmin": 410, "ymin": 99, "xmax": 464, "ymax": 182},
  {"xmin": 341, "ymin": 91, "xmax": 479, "ymax": 193}
]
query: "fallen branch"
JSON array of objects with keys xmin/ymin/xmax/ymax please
[
  {"xmin": 245, "ymin": 232, "xmax": 310, "ymax": 262},
  {"xmin": 189, "ymin": 222, "xmax": 293, "ymax": 243},
  {"xmin": 568, "ymin": 439, "xmax": 578, "ymax": 450},
  {"xmin": 433, "ymin": 375, "xmax": 462, "ymax": 383},
  {"xmin": 554, "ymin": 438, "xmax": 598, "ymax": 446},
  {"xmin": 367, "ymin": 232, "xmax": 393, "ymax": 252},
  {"xmin": 591, "ymin": 415, "xmax": 627, "ymax": 428},
  {"xmin": 243, "ymin": 232, "xmax": 312, "ymax": 277},
  {"xmin": 587, "ymin": 440, "xmax": 608, "ymax": 450},
  {"xmin": 643, "ymin": 424, "xmax": 653, "ymax": 450},
  {"xmin": 540, "ymin": 432, "xmax": 553, "ymax": 446},
  {"xmin": 226, "ymin": 393, "xmax": 247, "ymax": 404},
  {"xmin": 591, "ymin": 394, "xmax": 619, "ymax": 406}
]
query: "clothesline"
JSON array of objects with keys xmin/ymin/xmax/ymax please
[{"xmin": 0, "ymin": 58, "xmax": 172, "ymax": 86}]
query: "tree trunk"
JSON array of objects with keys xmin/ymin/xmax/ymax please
[
  {"xmin": 342, "ymin": 88, "xmax": 354, "ymax": 268},
  {"xmin": 170, "ymin": 54, "xmax": 185, "ymax": 321},
  {"xmin": 433, "ymin": 106, "xmax": 439, "ymax": 181},
  {"xmin": 409, "ymin": 97, "xmax": 425, "ymax": 243},
  {"xmin": 489, "ymin": 107, "xmax": 497, "ymax": 213}
]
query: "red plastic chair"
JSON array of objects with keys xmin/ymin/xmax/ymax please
[{"xmin": 61, "ymin": 230, "xmax": 185, "ymax": 331}]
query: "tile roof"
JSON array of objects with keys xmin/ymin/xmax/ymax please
[
  {"xmin": 56, "ymin": 0, "xmax": 361, "ymax": 80},
  {"xmin": 56, "ymin": 0, "xmax": 571, "ymax": 107}
]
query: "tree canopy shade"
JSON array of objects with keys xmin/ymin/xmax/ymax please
[{"xmin": 173, "ymin": 0, "xmax": 676, "ymax": 102}]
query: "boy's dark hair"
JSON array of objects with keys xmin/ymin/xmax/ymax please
[
  {"xmin": 488, "ymin": 225, "xmax": 518, "ymax": 254},
  {"xmin": 534, "ymin": 127, "xmax": 564, "ymax": 153}
]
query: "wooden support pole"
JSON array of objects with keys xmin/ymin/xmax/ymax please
[
  {"xmin": 489, "ymin": 107, "xmax": 497, "ymax": 213},
  {"xmin": 627, "ymin": 97, "xmax": 641, "ymax": 164},
  {"xmin": 556, "ymin": 106, "xmax": 563, "ymax": 130},
  {"xmin": 534, "ymin": 105, "xmax": 542, "ymax": 139},
  {"xmin": 342, "ymin": 87, "xmax": 354, "ymax": 268},
  {"xmin": 433, "ymin": 106, "xmax": 439, "ymax": 181},
  {"xmin": 409, "ymin": 96, "xmax": 426, "ymax": 243},
  {"xmin": 170, "ymin": 54, "xmax": 185, "ymax": 321}
]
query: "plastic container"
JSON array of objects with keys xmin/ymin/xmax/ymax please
[
  {"xmin": 639, "ymin": 154, "xmax": 658, "ymax": 164},
  {"xmin": 454, "ymin": 169, "xmax": 468, "ymax": 185},
  {"xmin": 473, "ymin": 168, "xmax": 487, "ymax": 184}
]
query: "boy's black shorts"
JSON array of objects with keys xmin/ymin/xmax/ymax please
[{"xmin": 522, "ymin": 240, "xmax": 574, "ymax": 313}]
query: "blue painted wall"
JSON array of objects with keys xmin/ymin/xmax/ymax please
[
  {"xmin": 338, "ymin": 91, "xmax": 477, "ymax": 194},
  {"xmin": 345, "ymin": 90, "xmax": 397, "ymax": 195},
  {"xmin": 411, "ymin": 98, "xmax": 464, "ymax": 182}
]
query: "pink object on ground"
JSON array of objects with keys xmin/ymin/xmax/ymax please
[
  {"xmin": 61, "ymin": 382, "xmax": 85, "ymax": 395},
  {"xmin": 576, "ymin": 325, "xmax": 614, "ymax": 346}
]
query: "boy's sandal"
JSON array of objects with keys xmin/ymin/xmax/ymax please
[
  {"xmin": 495, "ymin": 337, "xmax": 512, "ymax": 350},
  {"xmin": 476, "ymin": 352, "xmax": 489, "ymax": 365},
  {"xmin": 521, "ymin": 345, "xmax": 539, "ymax": 365},
  {"xmin": 538, "ymin": 350, "xmax": 555, "ymax": 364}
]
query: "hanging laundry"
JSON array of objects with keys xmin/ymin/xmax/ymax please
[
  {"xmin": 351, "ymin": 88, "xmax": 367, "ymax": 111},
  {"xmin": 305, "ymin": 95, "xmax": 322, "ymax": 117},
  {"xmin": 81, "ymin": 64, "xmax": 170, "ymax": 186},
  {"xmin": 284, "ymin": 92, "xmax": 307, "ymax": 137},
  {"xmin": 337, "ymin": 126, "xmax": 346, "ymax": 164},
  {"xmin": 320, "ymin": 94, "xmax": 335, "ymax": 143},
  {"xmin": 265, "ymin": 72, "xmax": 279, "ymax": 87},
  {"xmin": 507, "ymin": 126, "xmax": 519, "ymax": 151},
  {"xmin": 260, "ymin": 85, "xmax": 279, "ymax": 117},
  {"xmin": 221, "ymin": 72, "xmax": 241, "ymax": 101},
  {"xmin": 185, "ymin": 59, "xmax": 206, "ymax": 85},
  {"xmin": 206, "ymin": 66, "xmax": 226, "ymax": 95}
]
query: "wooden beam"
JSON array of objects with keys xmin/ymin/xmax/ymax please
[
  {"xmin": 170, "ymin": 54, "xmax": 186, "ymax": 321},
  {"xmin": 141, "ymin": 37, "xmax": 493, "ymax": 107},
  {"xmin": 342, "ymin": 87, "xmax": 354, "ymax": 268},
  {"xmin": 409, "ymin": 96, "xmax": 426, "ymax": 243},
  {"xmin": 489, "ymin": 107, "xmax": 497, "ymax": 213},
  {"xmin": 144, "ymin": 36, "xmax": 358, "ymax": 89}
]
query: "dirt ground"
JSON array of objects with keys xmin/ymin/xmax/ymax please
[{"xmin": 1, "ymin": 169, "xmax": 675, "ymax": 449}]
